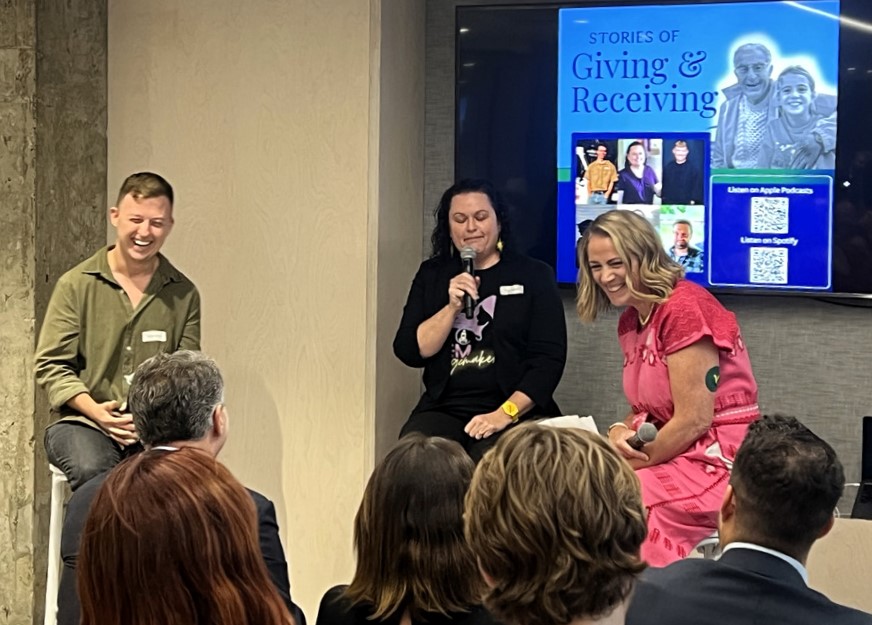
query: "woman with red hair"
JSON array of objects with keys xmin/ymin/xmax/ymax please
[{"xmin": 78, "ymin": 448, "xmax": 294, "ymax": 625}]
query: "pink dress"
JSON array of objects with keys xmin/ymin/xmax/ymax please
[{"xmin": 618, "ymin": 280, "xmax": 759, "ymax": 566}]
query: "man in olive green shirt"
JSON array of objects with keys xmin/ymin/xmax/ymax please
[{"xmin": 35, "ymin": 172, "xmax": 200, "ymax": 490}]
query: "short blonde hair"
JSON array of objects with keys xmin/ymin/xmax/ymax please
[
  {"xmin": 576, "ymin": 209, "xmax": 684, "ymax": 322},
  {"xmin": 464, "ymin": 424, "xmax": 647, "ymax": 625}
]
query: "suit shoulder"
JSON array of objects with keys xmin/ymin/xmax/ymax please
[
  {"xmin": 640, "ymin": 558, "xmax": 713, "ymax": 585},
  {"xmin": 245, "ymin": 487, "xmax": 274, "ymax": 514}
]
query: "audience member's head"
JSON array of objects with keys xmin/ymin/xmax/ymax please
[
  {"xmin": 129, "ymin": 350, "xmax": 228, "ymax": 454},
  {"xmin": 722, "ymin": 414, "xmax": 845, "ymax": 562},
  {"xmin": 345, "ymin": 434, "xmax": 483, "ymax": 620},
  {"xmin": 465, "ymin": 424, "xmax": 647, "ymax": 625},
  {"xmin": 78, "ymin": 448, "xmax": 293, "ymax": 625}
]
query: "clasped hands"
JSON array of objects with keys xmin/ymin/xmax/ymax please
[{"xmin": 92, "ymin": 399, "xmax": 139, "ymax": 447}]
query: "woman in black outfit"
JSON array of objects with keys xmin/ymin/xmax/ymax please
[
  {"xmin": 315, "ymin": 435, "xmax": 496, "ymax": 625},
  {"xmin": 393, "ymin": 179, "xmax": 567, "ymax": 462}
]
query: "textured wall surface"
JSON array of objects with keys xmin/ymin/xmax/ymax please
[
  {"xmin": 0, "ymin": 2, "xmax": 37, "ymax": 622},
  {"xmin": 425, "ymin": 0, "xmax": 872, "ymax": 519},
  {"xmin": 0, "ymin": 1, "xmax": 106, "ymax": 622}
]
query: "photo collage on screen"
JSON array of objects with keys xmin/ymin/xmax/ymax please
[
  {"xmin": 572, "ymin": 134, "xmax": 708, "ymax": 277},
  {"xmin": 555, "ymin": 0, "xmax": 840, "ymax": 290}
]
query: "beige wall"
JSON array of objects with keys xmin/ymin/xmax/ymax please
[{"xmin": 108, "ymin": 0, "xmax": 423, "ymax": 617}]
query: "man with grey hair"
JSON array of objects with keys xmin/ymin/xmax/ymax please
[
  {"xmin": 712, "ymin": 43, "xmax": 836, "ymax": 169},
  {"xmin": 56, "ymin": 351, "xmax": 305, "ymax": 625}
]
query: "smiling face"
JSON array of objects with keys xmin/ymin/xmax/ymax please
[
  {"xmin": 673, "ymin": 223, "xmax": 692, "ymax": 250},
  {"xmin": 734, "ymin": 47, "xmax": 773, "ymax": 104},
  {"xmin": 672, "ymin": 144, "xmax": 689, "ymax": 164},
  {"xmin": 778, "ymin": 73, "xmax": 814, "ymax": 119},
  {"xmin": 586, "ymin": 233, "xmax": 645, "ymax": 309},
  {"xmin": 627, "ymin": 144, "xmax": 646, "ymax": 168},
  {"xmin": 110, "ymin": 193, "xmax": 174, "ymax": 267},
  {"xmin": 449, "ymin": 192, "xmax": 501, "ymax": 266}
]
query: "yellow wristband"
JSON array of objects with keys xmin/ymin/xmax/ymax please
[{"xmin": 501, "ymin": 400, "xmax": 520, "ymax": 423}]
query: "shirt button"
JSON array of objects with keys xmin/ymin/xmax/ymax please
[{"xmin": 126, "ymin": 346, "xmax": 132, "ymax": 351}]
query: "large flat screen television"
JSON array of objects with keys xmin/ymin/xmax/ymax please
[{"xmin": 456, "ymin": 0, "xmax": 872, "ymax": 297}]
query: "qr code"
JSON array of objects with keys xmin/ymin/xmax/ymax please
[
  {"xmin": 750, "ymin": 197, "xmax": 789, "ymax": 234},
  {"xmin": 750, "ymin": 247, "xmax": 788, "ymax": 284}
]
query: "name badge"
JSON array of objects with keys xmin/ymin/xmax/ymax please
[
  {"xmin": 500, "ymin": 284, "xmax": 524, "ymax": 296},
  {"xmin": 142, "ymin": 330, "xmax": 167, "ymax": 343}
]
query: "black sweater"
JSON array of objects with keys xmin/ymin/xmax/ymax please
[{"xmin": 393, "ymin": 251, "xmax": 566, "ymax": 415}]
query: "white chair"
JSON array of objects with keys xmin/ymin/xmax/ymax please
[
  {"xmin": 693, "ymin": 531, "xmax": 721, "ymax": 560},
  {"xmin": 44, "ymin": 464, "xmax": 68, "ymax": 625}
]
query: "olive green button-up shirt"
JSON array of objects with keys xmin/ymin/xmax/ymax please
[{"xmin": 34, "ymin": 246, "xmax": 201, "ymax": 426}]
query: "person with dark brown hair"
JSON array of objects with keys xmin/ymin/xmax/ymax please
[
  {"xmin": 393, "ymin": 179, "xmax": 566, "ymax": 463},
  {"xmin": 78, "ymin": 448, "xmax": 293, "ymax": 625},
  {"xmin": 465, "ymin": 423, "xmax": 647, "ymax": 625},
  {"xmin": 316, "ymin": 434, "xmax": 496, "ymax": 625},
  {"xmin": 627, "ymin": 415, "xmax": 872, "ymax": 625}
]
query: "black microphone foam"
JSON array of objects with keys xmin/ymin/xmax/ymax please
[
  {"xmin": 627, "ymin": 422, "xmax": 657, "ymax": 450},
  {"xmin": 460, "ymin": 247, "xmax": 476, "ymax": 319}
]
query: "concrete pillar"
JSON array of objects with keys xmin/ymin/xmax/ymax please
[{"xmin": 0, "ymin": 1, "xmax": 106, "ymax": 622}]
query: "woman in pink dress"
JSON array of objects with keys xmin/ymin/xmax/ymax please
[{"xmin": 576, "ymin": 209, "xmax": 759, "ymax": 566}]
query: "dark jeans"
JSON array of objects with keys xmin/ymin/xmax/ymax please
[
  {"xmin": 44, "ymin": 422, "xmax": 143, "ymax": 491},
  {"xmin": 400, "ymin": 410, "xmax": 504, "ymax": 463}
]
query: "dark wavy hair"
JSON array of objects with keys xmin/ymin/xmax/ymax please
[
  {"xmin": 623, "ymin": 141, "xmax": 647, "ymax": 169},
  {"xmin": 344, "ymin": 434, "xmax": 484, "ymax": 620},
  {"xmin": 430, "ymin": 179, "xmax": 512, "ymax": 258}
]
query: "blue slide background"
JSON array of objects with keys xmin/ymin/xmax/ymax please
[{"xmin": 555, "ymin": 0, "xmax": 840, "ymax": 286}]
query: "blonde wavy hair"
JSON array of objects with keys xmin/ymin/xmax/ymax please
[
  {"xmin": 576, "ymin": 209, "xmax": 684, "ymax": 322},
  {"xmin": 464, "ymin": 424, "xmax": 647, "ymax": 625}
]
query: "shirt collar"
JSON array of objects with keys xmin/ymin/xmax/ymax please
[
  {"xmin": 721, "ymin": 542, "xmax": 808, "ymax": 585},
  {"xmin": 81, "ymin": 245, "xmax": 182, "ymax": 286}
]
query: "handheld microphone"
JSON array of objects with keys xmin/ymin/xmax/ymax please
[
  {"xmin": 460, "ymin": 247, "xmax": 476, "ymax": 319},
  {"xmin": 627, "ymin": 422, "xmax": 657, "ymax": 450}
]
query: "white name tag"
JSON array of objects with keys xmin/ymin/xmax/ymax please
[
  {"xmin": 142, "ymin": 330, "xmax": 167, "ymax": 343},
  {"xmin": 500, "ymin": 284, "xmax": 524, "ymax": 296}
]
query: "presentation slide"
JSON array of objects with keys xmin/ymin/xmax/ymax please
[{"xmin": 556, "ymin": 0, "xmax": 839, "ymax": 291}]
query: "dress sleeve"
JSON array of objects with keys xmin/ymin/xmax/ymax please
[{"xmin": 659, "ymin": 284, "xmax": 739, "ymax": 356}]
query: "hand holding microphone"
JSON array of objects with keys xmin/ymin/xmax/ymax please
[
  {"xmin": 627, "ymin": 422, "xmax": 657, "ymax": 450},
  {"xmin": 609, "ymin": 421, "xmax": 657, "ymax": 461}
]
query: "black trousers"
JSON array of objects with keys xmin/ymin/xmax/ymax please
[{"xmin": 400, "ymin": 410, "xmax": 505, "ymax": 463}]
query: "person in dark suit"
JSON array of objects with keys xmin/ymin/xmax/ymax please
[
  {"xmin": 627, "ymin": 415, "xmax": 872, "ymax": 625},
  {"xmin": 57, "ymin": 350, "xmax": 305, "ymax": 625}
]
